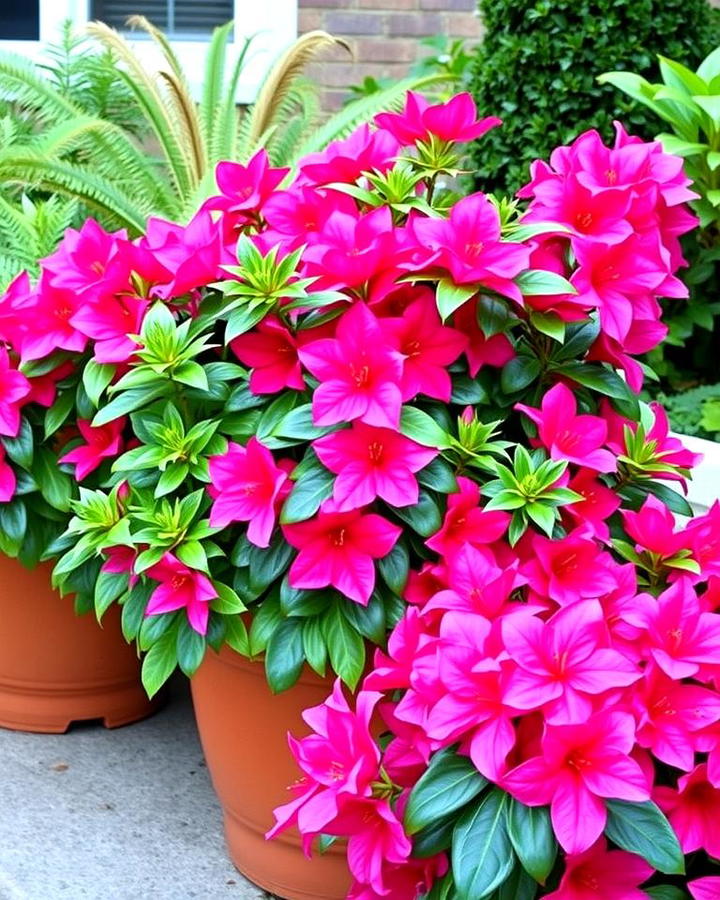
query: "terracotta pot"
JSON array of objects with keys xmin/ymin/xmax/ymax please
[
  {"xmin": 0, "ymin": 557, "xmax": 157, "ymax": 733},
  {"xmin": 191, "ymin": 646, "xmax": 351, "ymax": 900}
]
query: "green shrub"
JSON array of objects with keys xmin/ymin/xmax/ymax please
[{"xmin": 468, "ymin": 0, "xmax": 720, "ymax": 196}]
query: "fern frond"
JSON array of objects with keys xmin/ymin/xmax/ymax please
[
  {"xmin": 86, "ymin": 21, "xmax": 197, "ymax": 198},
  {"xmin": 247, "ymin": 31, "xmax": 350, "ymax": 149},
  {"xmin": 0, "ymin": 151, "xmax": 149, "ymax": 233},
  {"xmin": 126, "ymin": 15, "xmax": 205, "ymax": 175},
  {"xmin": 292, "ymin": 73, "xmax": 455, "ymax": 160},
  {"xmin": 199, "ymin": 21, "xmax": 234, "ymax": 159},
  {"xmin": 0, "ymin": 52, "xmax": 84, "ymax": 124},
  {"xmin": 209, "ymin": 35, "xmax": 252, "ymax": 164}
]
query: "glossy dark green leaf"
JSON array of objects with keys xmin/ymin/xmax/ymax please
[
  {"xmin": 507, "ymin": 799, "xmax": 557, "ymax": 884},
  {"xmin": 265, "ymin": 618, "xmax": 305, "ymax": 693},
  {"xmin": 605, "ymin": 800, "xmax": 684, "ymax": 875},
  {"xmin": 405, "ymin": 748, "xmax": 487, "ymax": 835},
  {"xmin": 452, "ymin": 789, "xmax": 514, "ymax": 900}
]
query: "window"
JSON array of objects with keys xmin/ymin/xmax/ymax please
[
  {"xmin": 0, "ymin": 1, "xmax": 298, "ymax": 103},
  {"xmin": 91, "ymin": 1, "xmax": 235, "ymax": 39},
  {"xmin": 0, "ymin": 1, "xmax": 39, "ymax": 40}
]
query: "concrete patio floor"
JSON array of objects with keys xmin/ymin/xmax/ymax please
[{"xmin": 0, "ymin": 677, "xmax": 275, "ymax": 900}]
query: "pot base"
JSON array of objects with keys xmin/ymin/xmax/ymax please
[
  {"xmin": 0, "ymin": 677, "xmax": 156, "ymax": 733},
  {"xmin": 223, "ymin": 807, "xmax": 348, "ymax": 900}
]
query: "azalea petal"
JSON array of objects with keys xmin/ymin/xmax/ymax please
[{"xmin": 551, "ymin": 778, "xmax": 606, "ymax": 854}]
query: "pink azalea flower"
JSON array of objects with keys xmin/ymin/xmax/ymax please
[
  {"xmin": 0, "ymin": 347, "xmax": 30, "ymax": 437},
  {"xmin": 329, "ymin": 798, "xmax": 412, "ymax": 896},
  {"xmin": 516, "ymin": 382, "xmax": 616, "ymax": 473},
  {"xmin": 426, "ymin": 477, "xmax": 510, "ymax": 558},
  {"xmin": 544, "ymin": 838, "xmax": 652, "ymax": 900},
  {"xmin": 426, "ymin": 611, "xmax": 518, "ymax": 779},
  {"xmin": 347, "ymin": 853, "xmax": 447, "ymax": 900},
  {"xmin": 24, "ymin": 361, "xmax": 75, "ymax": 408},
  {"xmin": 364, "ymin": 607, "xmax": 434, "ymax": 694},
  {"xmin": 563, "ymin": 469, "xmax": 621, "ymax": 540},
  {"xmin": 0, "ymin": 444, "xmax": 16, "ymax": 502},
  {"xmin": 407, "ymin": 193, "xmax": 530, "ymax": 300},
  {"xmin": 302, "ymin": 206, "xmax": 400, "ymax": 290},
  {"xmin": 298, "ymin": 124, "xmax": 400, "ymax": 187},
  {"xmin": 203, "ymin": 149, "xmax": 289, "ymax": 230},
  {"xmin": 571, "ymin": 233, "xmax": 685, "ymax": 343},
  {"xmin": 502, "ymin": 600, "xmax": 640, "ymax": 725},
  {"xmin": 687, "ymin": 503, "xmax": 720, "ymax": 579},
  {"xmin": 101, "ymin": 545, "xmax": 140, "ymax": 589},
  {"xmin": 633, "ymin": 665, "xmax": 720, "ymax": 770},
  {"xmin": 42, "ymin": 218, "xmax": 129, "ymax": 298},
  {"xmin": 17, "ymin": 275, "xmax": 88, "ymax": 362},
  {"xmin": 622, "ymin": 494, "xmax": 688, "ymax": 558},
  {"xmin": 690, "ymin": 877, "xmax": 720, "ymax": 900},
  {"xmin": 208, "ymin": 438, "xmax": 291, "ymax": 548},
  {"xmin": 69, "ymin": 291, "xmax": 149, "ymax": 364},
  {"xmin": 383, "ymin": 296, "xmax": 467, "ymax": 401},
  {"xmin": 0, "ymin": 270, "xmax": 33, "ymax": 351},
  {"xmin": 656, "ymin": 763, "xmax": 720, "ymax": 859},
  {"xmin": 267, "ymin": 681, "xmax": 382, "ymax": 841},
  {"xmin": 626, "ymin": 578, "xmax": 720, "ymax": 681},
  {"xmin": 375, "ymin": 90, "xmax": 501, "ymax": 145},
  {"xmin": 262, "ymin": 185, "xmax": 356, "ymax": 248},
  {"xmin": 452, "ymin": 298, "xmax": 515, "ymax": 377},
  {"xmin": 298, "ymin": 302, "xmax": 404, "ymax": 429},
  {"xmin": 313, "ymin": 421, "xmax": 437, "ymax": 511},
  {"xmin": 230, "ymin": 316, "xmax": 306, "ymax": 393},
  {"xmin": 423, "ymin": 543, "xmax": 520, "ymax": 620},
  {"xmin": 521, "ymin": 529, "xmax": 618, "ymax": 606},
  {"xmin": 59, "ymin": 417, "xmax": 126, "ymax": 481},
  {"xmin": 145, "ymin": 552, "xmax": 218, "ymax": 635},
  {"xmin": 283, "ymin": 504, "xmax": 401, "ymax": 605},
  {"xmin": 503, "ymin": 710, "xmax": 650, "ymax": 854}
]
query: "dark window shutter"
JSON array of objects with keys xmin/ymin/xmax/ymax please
[
  {"xmin": 0, "ymin": 0, "xmax": 40, "ymax": 40},
  {"xmin": 90, "ymin": 1, "xmax": 234, "ymax": 36}
]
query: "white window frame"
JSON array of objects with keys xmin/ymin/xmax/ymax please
[{"xmin": 0, "ymin": 0, "xmax": 298, "ymax": 103}]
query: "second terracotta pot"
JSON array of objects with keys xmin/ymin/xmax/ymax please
[
  {"xmin": 191, "ymin": 646, "xmax": 351, "ymax": 900},
  {"xmin": 0, "ymin": 557, "xmax": 157, "ymax": 733}
]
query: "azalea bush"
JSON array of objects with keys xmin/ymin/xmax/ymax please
[{"xmin": 0, "ymin": 86, "xmax": 712, "ymax": 896}]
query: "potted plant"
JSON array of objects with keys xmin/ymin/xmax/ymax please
[
  {"xmin": 0, "ymin": 84, "xmax": 690, "ymax": 895},
  {"xmin": 0, "ymin": 265, "xmax": 156, "ymax": 732},
  {"xmin": 600, "ymin": 46, "xmax": 720, "ymax": 516},
  {"xmin": 262, "ymin": 111, "xmax": 720, "ymax": 898}
]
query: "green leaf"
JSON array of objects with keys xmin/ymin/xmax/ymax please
[
  {"xmin": 491, "ymin": 864, "xmax": 537, "ymax": 900},
  {"xmin": 0, "ymin": 499, "xmax": 27, "ymax": 555},
  {"xmin": 501, "ymin": 356, "xmax": 541, "ymax": 393},
  {"xmin": 322, "ymin": 604, "xmax": 366, "ymax": 690},
  {"xmin": 393, "ymin": 489, "xmax": 442, "ymax": 537},
  {"xmin": 507, "ymin": 800, "xmax": 556, "ymax": 884},
  {"xmin": 83, "ymin": 360, "xmax": 116, "ymax": 407},
  {"xmin": 477, "ymin": 295, "xmax": 514, "ymax": 337},
  {"xmin": 265, "ymin": 617, "xmax": 305, "ymax": 693},
  {"xmin": 248, "ymin": 534, "xmax": 296, "ymax": 593},
  {"xmin": 302, "ymin": 617, "xmax": 328, "ymax": 676},
  {"xmin": 340, "ymin": 593, "xmax": 386, "ymax": 644},
  {"xmin": 400, "ymin": 407, "xmax": 452, "ymax": 449},
  {"xmin": 515, "ymin": 269, "xmax": 576, "ymax": 296},
  {"xmin": 248, "ymin": 592, "xmax": 283, "ymax": 655},
  {"xmin": 405, "ymin": 748, "xmax": 487, "ymax": 835},
  {"xmin": 417, "ymin": 457, "xmax": 458, "ymax": 494},
  {"xmin": 436, "ymin": 278, "xmax": 477, "ymax": 320},
  {"xmin": 211, "ymin": 582, "xmax": 246, "ymax": 615},
  {"xmin": 122, "ymin": 582, "xmax": 153, "ymax": 642},
  {"xmin": 644, "ymin": 886, "xmax": 687, "ymax": 900},
  {"xmin": 280, "ymin": 454, "xmax": 334, "ymax": 524},
  {"xmin": 555, "ymin": 362, "xmax": 638, "ymax": 405},
  {"xmin": 3, "ymin": 417, "xmax": 34, "ymax": 469},
  {"xmin": 44, "ymin": 388, "xmax": 76, "ymax": 439},
  {"xmin": 33, "ymin": 447, "xmax": 73, "ymax": 511},
  {"xmin": 377, "ymin": 540, "xmax": 410, "ymax": 594},
  {"xmin": 94, "ymin": 570, "xmax": 128, "ymax": 621},
  {"xmin": 223, "ymin": 615, "xmax": 250, "ymax": 656},
  {"xmin": 225, "ymin": 303, "xmax": 268, "ymax": 341},
  {"xmin": 412, "ymin": 814, "xmax": 456, "ymax": 858},
  {"xmin": 141, "ymin": 628, "xmax": 178, "ymax": 698},
  {"xmin": 530, "ymin": 311, "xmax": 565, "ymax": 343},
  {"xmin": 92, "ymin": 384, "xmax": 169, "ymax": 427},
  {"xmin": 176, "ymin": 619, "xmax": 207, "ymax": 676},
  {"xmin": 155, "ymin": 463, "xmax": 190, "ymax": 498},
  {"xmin": 452, "ymin": 789, "xmax": 515, "ymax": 900},
  {"xmin": 604, "ymin": 800, "xmax": 684, "ymax": 875}
]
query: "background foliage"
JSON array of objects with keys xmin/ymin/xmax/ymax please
[{"xmin": 468, "ymin": 0, "xmax": 720, "ymax": 197}]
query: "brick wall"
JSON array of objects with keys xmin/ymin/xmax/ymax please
[{"xmin": 299, "ymin": 0, "xmax": 482, "ymax": 110}]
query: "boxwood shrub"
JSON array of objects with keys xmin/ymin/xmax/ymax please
[{"xmin": 468, "ymin": 0, "xmax": 720, "ymax": 195}]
